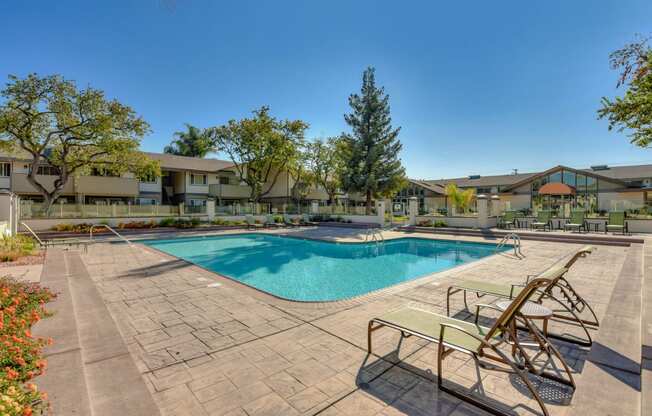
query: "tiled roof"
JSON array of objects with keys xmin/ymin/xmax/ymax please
[
  {"xmin": 144, "ymin": 152, "xmax": 235, "ymax": 172},
  {"xmin": 580, "ymin": 164, "xmax": 652, "ymax": 180},
  {"xmin": 422, "ymin": 172, "xmax": 538, "ymax": 188}
]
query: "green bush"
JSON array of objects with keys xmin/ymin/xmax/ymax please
[
  {"xmin": 0, "ymin": 235, "xmax": 37, "ymax": 262},
  {"xmin": 159, "ymin": 217, "xmax": 176, "ymax": 227}
]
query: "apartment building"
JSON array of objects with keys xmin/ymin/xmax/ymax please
[
  {"xmin": 401, "ymin": 164, "xmax": 652, "ymax": 216},
  {"xmin": 0, "ymin": 152, "xmax": 334, "ymax": 209}
]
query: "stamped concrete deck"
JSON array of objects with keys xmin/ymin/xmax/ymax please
[{"xmin": 35, "ymin": 227, "xmax": 646, "ymax": 416}]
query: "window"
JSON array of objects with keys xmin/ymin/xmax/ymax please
[
  {"xmin": 549, "ymin": 171, "xmax": 562, "ymax": 184},
  {"xmin": 90, "ymin": 168, "xmax": 119, "ymax": 177},
  {"xmin": 562, "ymin": 170, "xmax": 576, "ymax": 187},
  {"xmin": 218, "ymin": 176, "xmax": 230, "ymax": 185},
  {"xmin": 189, "ymin": 199, "xmax": 207, "ymax": 206},
  {"xmin": 140, "ymin": 174, "xmax": 157, "ymax": 183},
  {"xmin": 190, "ymin": 174, "xmax": 207, "ymax": 185},
  {"xmin": 36, "ymin": 166, "xmax": 59, "ymax": 176},
  {"xmin": 0, "ymin": 163, "xmax": 10, "ymax": 177}
]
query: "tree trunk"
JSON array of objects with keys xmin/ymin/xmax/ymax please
[
  {"xmin": 365, "ymin": 189, "xmax": 372, "ymax": 215},
  {"xmin": 25, "ymin": 158, "xmax": 68, "ymax": 215}
]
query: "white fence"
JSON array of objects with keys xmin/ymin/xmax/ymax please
[{"xmin": 20, "ymin": 202, "xmax": 181, "ymax": 219}]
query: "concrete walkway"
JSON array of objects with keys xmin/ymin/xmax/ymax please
[
  {"xmin": 33, "ymin": 248, "xmax": 160, "ymax": 416},
  {"xmin": 29, "ymin": 227, "xmax": 650, "ymax": 415}
]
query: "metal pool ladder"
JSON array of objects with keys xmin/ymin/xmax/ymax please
[
  {"xmin": 496, "ymin": 232, "xmax": 523, "ymax": 257},
  {"xmin": 365, "ymin": 228, "xmax": 384, "ymax": 243},
  {"xmin": 90, "ymin": 224, "xmax": 133, "ymax": 246}
]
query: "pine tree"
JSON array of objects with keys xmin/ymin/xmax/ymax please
[{"xmin": 341, "ymin": 67, "xmax": 406, "ymax": 214}]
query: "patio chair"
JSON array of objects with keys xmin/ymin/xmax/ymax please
[
  {"xmin": 531, "ymin": 210, "xmax": 552, "ymax": 231},
  {"xmin": 300, "ymin": 213, "xmax": 319, "ymax": 226},
  {"xmin": 446, "ymin": 245, "xmax": 597, "ymax": 346},
  {"xmin": 563, "ymin": 210, "xmax": 587, "ymax": 233},
  {"xmin": 368, "ymin": 273, "xmax": 574, "ymax": 416},
  {"xmin": 283, "ymin": 214, "xmax": 299, "ymax": 227},
  {"xmin": 497, "ymin": 211, "xmax": 517, "ymax": 229},
  {"xmin": 245, "ymin": 215, "xmax": 263, "ymax": 230},
  {"xmin": 605, "ymin": 211, "xmax": 628, "ymax": 235}
]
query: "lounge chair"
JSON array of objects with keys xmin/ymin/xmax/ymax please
[
  {"xmin": 564, "ymin": 210, "xmax": 587, "ymax": 233},
  {"xmin": 245, "ymin": 215, "xmax": 263, "ymax": 230},
  {"xmin": 369, "ymin": 272, "xmax": 574, "ymax": 416},
  {"xmin": 283, "ymin": 214, "xmax": 298, "ymax": 227},
  {"xmin": 531, "ymin": 210, "xmax": 552, "ymax": 231},
  {"xmin": 605, "ymin": 211, "xmax": 628, "ymax": 235},
  {"xmin": 446, "ymin": 245, "xmax": 597, "ymax": 345},
  {"xmin": 497, "ymin": 211, "xmax": 517, "ymax": 229},
  {"xmin": 300, "ymin": 214, "xmax": 319, "ymax": 226}
]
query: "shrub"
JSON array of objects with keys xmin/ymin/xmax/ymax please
[
  {"xmin": 117, "ymin": 221, "xmax": 157, "ymax": 230},
  {"xmin": 433, "ymin": 220, "xmax": 447, "ymax": 227},
  {"xmin": 0, "ymin": 277, "xmax": 56, "ymax": 415},
  {"xmin": 173, "ymin": 218, "xmax": 200, "ymax": 229},
  {"xmin": 158, "ymin": 217, "xmax": 176, "ymax": 227},
  {"xmin": 273, "ymin": 215, "xmax": 283, "ymax": 223},
  {"xmin": 0, "ymin": 236, "xmax": 37, "ymax": 263},
  {"xmin": 51, "ymin": 223, "xmax": 109, "ymax": 234}
]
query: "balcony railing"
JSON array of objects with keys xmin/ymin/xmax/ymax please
[
  {"xmin": 20, "ymin": 202, "xmax": 180, "ymax": 219},
  {"xmin": 208, "ymin": 183, "xmax": 252, "ymax": 199}
]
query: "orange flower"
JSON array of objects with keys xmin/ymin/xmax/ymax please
[
  {"xmin": 23, "ymin": 406, "xmax": 33, "ymax": 416},
  {"xmin": 6, "ymin": 367, "xmax": 18, "ymax": 379}
]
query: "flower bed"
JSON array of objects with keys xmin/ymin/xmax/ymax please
[{"xmin": 0, "ymin": 277, "xmax": 56, "ymax": 415}]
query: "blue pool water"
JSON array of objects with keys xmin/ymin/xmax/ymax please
[{"xmin": 143, "ymin": 234, "xmax": 506, "ymax": 301}]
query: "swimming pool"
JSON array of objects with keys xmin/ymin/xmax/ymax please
[{"xmin": 143, "ymin": 234, "xmax": 507, "ymax": 302}]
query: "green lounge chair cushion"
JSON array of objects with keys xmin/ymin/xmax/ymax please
[
  {"xmin": 453, "ymin": 280, "xmax": 523, "ymax": 298},
  {"xmin": 375, "ymin": 307, "xmax": 499, "ymax": 352},
  {"xmin": 451, "ymin": 264, "xmax": 568, "ymax": 299}
]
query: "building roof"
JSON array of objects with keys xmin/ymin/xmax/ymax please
[
  {"xmin": 408, "ymin": 179, "xmax": 446, "ymax": 194},
  {"xmin": 144, "ymin": 152, "xmax": 234, "ymax": 172},
  {"xmin": 412, "ymin": 163, "xmax": 652, "ymax": 192},
  {"xmin": 579, "ymin": 164, "xmax": 652, "ymax": 180},
  {"xmin": 423, "ymin": 172, "xmax": 538, "ymax": 188}
]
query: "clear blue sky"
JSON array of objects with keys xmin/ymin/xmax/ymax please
[{"xmin": 2, "ymin": 0, "xmax": 651, "ymax": 179}]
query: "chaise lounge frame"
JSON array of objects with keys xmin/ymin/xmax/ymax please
[{"xmin": 368, "ymin": 273, "xmax": 574, "ymax": 416}]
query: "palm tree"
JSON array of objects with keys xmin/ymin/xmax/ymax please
[
  {"xmin": 445, "ymin": 184, "xmax": 476, "ymax": 215},
  {"xmin": 164, "ymin": 124, "xmax": 215, "ymax": 157}
]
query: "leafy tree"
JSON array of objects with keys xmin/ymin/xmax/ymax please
[
  {"xmin": 444, "ymin": 183, "xmax": 475, "ymax": 214},
  {"xmin": 0, "ymin": 74, "xmax": 159, "ymax": 211},
  {"xmin": 164, "ymin": 123, "xmax": 215, "ymax": 157},
  {"xmin": 598, "ymin": 36, "xmax": 652, "ymax": 147},
  {"xmin": 287, "ymin": 146, "xmax": 315, "ymax": 206},
  {"xmin": 211, "ymin": 106, "xmax": 308, "ymax": 202},
  {"xmin": 308, "ymin": 137, "xmax": 346, "ymax": 207},
  {"xmin": 341, "ymin": 67, "xmax": 407, "ymax": 214}
]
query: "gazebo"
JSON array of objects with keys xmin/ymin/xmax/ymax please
[{"xmin": 537, "ymin": 182, "xmax": 576, "ymax": 217}]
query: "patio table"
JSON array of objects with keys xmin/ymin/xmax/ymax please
[{"xmin": 496, "ymin": 300, "xmax": 553, "ymax": 356}]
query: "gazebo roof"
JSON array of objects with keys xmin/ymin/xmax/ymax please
[{"xmin": 538, "ymin": 182, "xmax": 575, "ymax": 195}]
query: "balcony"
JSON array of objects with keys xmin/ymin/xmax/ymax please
[
  {"xmin": 12, "ymin": 173, "xmax": 74, "ymax": 194},
  {"xmin": 209, "ymin": 183, "xmax": 252, "ymax": 199},
  {"xmin": 76, "ymin": 176, "xmax": 139, "ymax": 197}
]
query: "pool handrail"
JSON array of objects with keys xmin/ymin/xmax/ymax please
[{"xmin": 90, "ymin": 224, "xmax": 133, "ymax": 246}]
